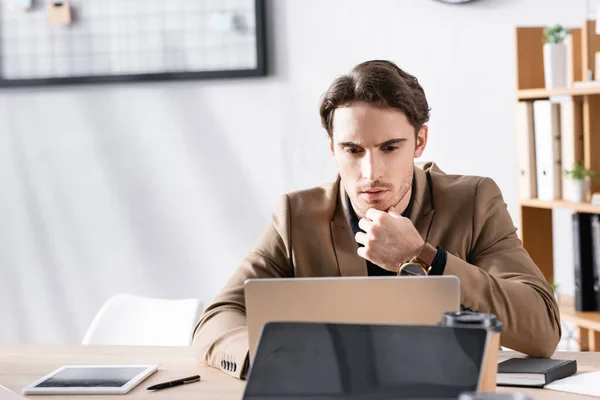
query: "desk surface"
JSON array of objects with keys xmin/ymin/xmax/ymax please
[{"xmin": 0, "ymin": 345, "xmax": 599, "ymax": 400}]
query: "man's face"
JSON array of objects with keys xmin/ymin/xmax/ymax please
[{"xmin": 329, "ymin": 102, "xmax": 428, "ymax": 218}]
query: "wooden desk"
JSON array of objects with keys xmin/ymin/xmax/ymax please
[
  {"xmin": 0, "ymin": 345, "xmax": 599, "ymax": 399},
  {"xmin": 0, "ymin": 345, "xmax": 243, "ymax": 399}
]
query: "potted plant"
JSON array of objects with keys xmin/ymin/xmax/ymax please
[
  {"xmin": 543, "ymin": 24, "xmax": 570, "ymax": 89},
  {"xmin": 565, "ymin": 162, "xmax": 598, "ymax": 202}
]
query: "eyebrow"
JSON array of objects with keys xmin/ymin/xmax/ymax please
[{"xmin": 337, "ymin": 138, "xmax": 407, "ymax": 147}]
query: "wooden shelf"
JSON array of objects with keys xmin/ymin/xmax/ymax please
[
  {"xmin": 520, "ymin": 199, "xmax": 600, "ymax": 213},
  {"xmin": 560, "ymin": 305, "xmax": 600, "ymax": 332},
  {"xmin": 518, "ymin": 85, "xmax": 600, "ymax": 100},
  {"xmin": 558, "ymin": 295, "xmax": 600, "ymax": 352}
]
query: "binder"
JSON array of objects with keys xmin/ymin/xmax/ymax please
[
  {"xmin": 573, "ymin": 213, "xmax": 597, "ymax": 311},
  {"xmin": 591, "ymin": 215, "xmax": 600, "ymax": 309},
  {"xmin": 533, "ymin": 100, "xmax": 562, "ymax": 201},
  {"xmin": 555, "ymin": 96, "xmax": 584, "ymax": 200},
  {"xmin": 516, "ymin": 101, "xmax": 537, "ymax": 199}
]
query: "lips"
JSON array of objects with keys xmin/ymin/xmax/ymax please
[{"xmin": 361, "ymin": 189, "xmax": 389, "ymax": 201}]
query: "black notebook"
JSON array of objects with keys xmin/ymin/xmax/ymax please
[{"xmin": 496, "ymin": 358, "xmax": 577, "ymax": 387}]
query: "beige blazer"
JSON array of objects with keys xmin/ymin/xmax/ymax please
[{"xmin": 192, "ymin": 162, "xmax": 561, "ymax": 379}]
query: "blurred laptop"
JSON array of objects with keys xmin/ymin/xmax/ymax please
[
  {"xmin": 243, "ymin": 321, "xmax": 488, "ymax": 400},
  {"xmin": 244, "ymin": 276, "xmax": 460, "ymax": 362}
]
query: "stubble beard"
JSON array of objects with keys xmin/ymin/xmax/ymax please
[{"xmin": 350, "ymin": 166, "xmax": 414, "ymax": 218}]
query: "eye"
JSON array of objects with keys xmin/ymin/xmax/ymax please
[
  {"xmin": 382, "ymin": 145, "xmax": 398, "ymax": 152},
  {"xmin": 345, "ymin": 147, "xmax": 363, "ymax": 154}
]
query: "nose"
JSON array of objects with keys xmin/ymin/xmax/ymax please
[{"xmin": 361, "ymin": 151, "xmax": 382, "ymax": 182}]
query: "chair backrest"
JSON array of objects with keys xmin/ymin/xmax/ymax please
[{"xmin": 82, "ymin": 293, "xmax": 203, "ymax": 346}]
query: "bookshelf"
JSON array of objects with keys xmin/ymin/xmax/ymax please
[
  {"xmin": 515, "ymin": 21, "xmax": 600, "ymax": 347},
  {"xmin": 520, "ymin": 199, "xmax": 600, "ymax": 214},
  {"xmin": 518, "ymin": 85, "xmax": 600, "ymax": 100}
]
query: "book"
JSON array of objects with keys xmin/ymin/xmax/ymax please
[{"xmin": 496, "ymin": 358, "xmax": 577, "ymax": 387}]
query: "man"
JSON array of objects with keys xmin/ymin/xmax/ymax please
[{"xmin": 192, "ymin": 60, "xmax": 561, "ymax": 379}]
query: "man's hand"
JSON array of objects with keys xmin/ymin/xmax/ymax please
[{"xmin": 355, "ymin": 208, "xmax": 425, "ymax": 272}]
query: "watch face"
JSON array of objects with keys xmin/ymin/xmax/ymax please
[{"xmin": 398, "ymin": 262, "xmax": 428, "ymax": 276}]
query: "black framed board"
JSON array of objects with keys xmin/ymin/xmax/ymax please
[{"xmin": 0, "ymin": 0, "xmax": 266, "ymax": 87}]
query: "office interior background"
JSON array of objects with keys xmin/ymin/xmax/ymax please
[{"xmin": 0, "ymin": 0, "xmax": 591, "ymax": 345}]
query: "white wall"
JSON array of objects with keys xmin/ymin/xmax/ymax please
[{"xmin": 0, "ymin": 0, "xmax": 588, "ymax": 344}]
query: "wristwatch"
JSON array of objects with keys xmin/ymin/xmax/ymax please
[{"xmin": 398, "ymin": 242, "xmax": 438, "ymax": 276}]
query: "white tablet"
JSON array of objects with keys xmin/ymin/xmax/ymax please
[{"xmin": 22, "ymin": 364, "xmax": 158, "ymax": 395}]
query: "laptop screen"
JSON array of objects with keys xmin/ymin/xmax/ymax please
[{"xmin": 243, "ymin": 322, "xmax": 487, "ymax": 400}]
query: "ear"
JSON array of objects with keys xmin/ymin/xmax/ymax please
[
  {"xmin": 329, "ymin": 136, "xmax": 335, "ymax": 155},
  {"xmin": 414, "ymin": 125, "xmax": 428, "ymax": 158}
]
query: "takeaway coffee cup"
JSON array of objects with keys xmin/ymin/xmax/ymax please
[{"xmin": 439, "ymin": 311, "xmax": 504, "ymax": 392}]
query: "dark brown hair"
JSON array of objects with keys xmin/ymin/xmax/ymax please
[{"xmin": 319, "ymin": 60, "xmax": 430, "ymax": 138}]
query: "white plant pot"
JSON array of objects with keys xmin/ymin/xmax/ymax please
[
  {"xmin": 543, "ymin": 43, "xmax": 568, "ymax": 89},
  {"xmin": 565, "ymin": 178, "xmax": 591, "ymax": 203}
]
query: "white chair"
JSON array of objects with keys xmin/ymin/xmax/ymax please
[{"xmin": 82, "ymin": 293, "xmax": 203, "ymax": 346}]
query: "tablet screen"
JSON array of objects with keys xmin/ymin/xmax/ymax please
[{"xmin": 34, "ymin": 367, "xmax": 148, "ymax": 388}]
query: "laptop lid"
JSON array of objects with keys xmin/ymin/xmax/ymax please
[
  {"xmin": 243, "ymin": 321, "xmax": 487, "ymax": 400},
  {"xmin": 244, "ymin": 276, "xmax": 460, "ymax": 362}
]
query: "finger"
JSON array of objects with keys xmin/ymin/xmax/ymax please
[
  {"xmin": 354, "ymin": 231, "xmax": 368, "ymax": 246},
  {"xmin": 388, "ymin": 207, "xmax": 401, "ymax": 217},
  {"xmin": 358, "ymin": 218, "xmax": 373, "ymax": 232},
  {"xmin": 365, "ymin": 208, "xmax": 385, "ymax": 223},
  {"xmin": 357, "ymin": 246, "xmax": 370, "ymax": 261}
]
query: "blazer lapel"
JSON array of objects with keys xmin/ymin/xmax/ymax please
[
  {"xmin": 330, "ymin": 178, "xmax": 368, "ymax": 277},
  {"xmin": 410, "ymin": 165, "xmax": 436, "ymax": 243}
]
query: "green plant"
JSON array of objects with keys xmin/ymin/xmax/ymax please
[
  {"xmin": 565, "ymin": 162, "xmax": 599, "ymax": 181},
  {"xmin": 544, "ymin": 24, "xmax": 570, "ymax": 44},
  {"xmin": 551, "ymin": 283, "xmax": 559, "ymax": 292}
]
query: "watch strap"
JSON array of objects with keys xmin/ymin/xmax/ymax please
[{"xmin": 413, "ymin": 242, "xmax": 437, "ymax": 267}]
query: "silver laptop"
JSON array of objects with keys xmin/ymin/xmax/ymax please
[{"xmin": 244, "ymin": 276, "xmax": 460, "ymax": 362}]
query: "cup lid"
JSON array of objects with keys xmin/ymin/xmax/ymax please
[{"xmin": 440, "ymin": 311, "xmax": 504, "ymax": 332}]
